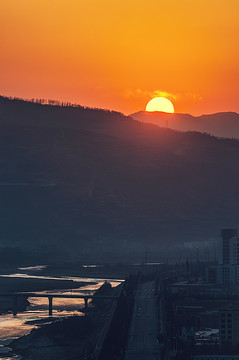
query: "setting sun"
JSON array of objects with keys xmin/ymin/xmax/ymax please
[{"xmin": 146, "ymin": 97, "xmax": 175, "ymax": 113}]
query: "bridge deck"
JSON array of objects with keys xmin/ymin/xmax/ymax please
[{"xmin": 0, "ymin": 293, "xmax": 118, "ymax": 299}]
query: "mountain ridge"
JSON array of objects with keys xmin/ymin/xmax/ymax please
[{"xmin": 130, "ymin": 110, "xmax": 239, "ymax": 138}]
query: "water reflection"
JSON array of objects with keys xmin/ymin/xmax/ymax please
[
  {"xmin": 18, "ymin": 265, "xmax": 47, "ymax": 271},
  {"xmin": 0, "ymin": 312, "xmax": 39, "ymax": 343},
  {"xmin": 0, "ymin": 273, "xmax": 124, "ymax": 283},
  {"xmin": 0, "ymin": 357, "xmax": 22, "ymax": 360},
  {"xmin": 0, "ymin": 273, "xmax": 122, "ymax": 360},
  {"xmin": 0, "ymin": 262, "xmax": 123, "ymax": 360}
]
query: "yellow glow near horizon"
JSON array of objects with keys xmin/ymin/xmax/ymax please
[
  {"xmin": 1, "ymin": 0, "xmax": 239, "ymax": 114},
  {"xmin": 146, "ymin": 97, "xmax": 175, "ymax": 113}
]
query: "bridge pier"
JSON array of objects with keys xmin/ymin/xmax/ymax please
[
  {"xmin": 84, "ymin": 297, "xmax": 88, "ymax": 310},
  {"xmin": 13, "ymin": 295, "xmax": 18, "ymax": 316},
  {"xmin": 48, "ymin": 296, "xmax": 53, "ymax": 316}
]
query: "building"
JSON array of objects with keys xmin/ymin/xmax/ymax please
[
  {"xmin": 217, "ymin": 265, "xmax": 239, "ymax": 285},
  {"xmin": 219, "ymin": 308, "xmax": 239, "ymax": 346},
  {"xmin": 219, "ymin": 229, "xmax": 238, "ymax": 265},
  {"xmin": 217, "ymin": 229, "xmax": 239, "ymax": 285}
]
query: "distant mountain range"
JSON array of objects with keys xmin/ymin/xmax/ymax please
[
  {"xmin": 1, "ymin": 96, "xmax": 239, "ymax": 263},
  {"xmin": 130, "ymin": 111, "xmax": 239, "ymax": 138}
]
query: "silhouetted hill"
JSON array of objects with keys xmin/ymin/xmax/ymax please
[
  {"xmin": 130, "ymin": 111, "xmax": 239, "ymax": 138},
  {"xmin": 1, "ymin": 96, "xmax": 239, "ymax": 263}
]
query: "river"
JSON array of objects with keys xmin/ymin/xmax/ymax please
[{"xmin": 0, "ymin": 266, "xmax": 123, "ymax": 360}]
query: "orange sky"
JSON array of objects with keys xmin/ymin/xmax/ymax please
[{"xmin": 1, "ymin": 0, "xmax": 239, "ymax": 115}]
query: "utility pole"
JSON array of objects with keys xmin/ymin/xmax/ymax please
[{"xmin": 186, "ymin": 257, "xmax": 189, "ymax": 299}]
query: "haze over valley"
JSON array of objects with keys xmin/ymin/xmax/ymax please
[{"xmin": 1, "ymin": 96, "xmax": 239, "ymax": 264}]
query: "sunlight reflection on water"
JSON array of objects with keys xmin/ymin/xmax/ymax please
[
  {"xmin": 18, "ymin": 265, "xmax": 47, "ymax": 271},
  {"xmin": 0, "ymin": 270, "xmax": 122, "ymax": 360},
  {"xmin": 0, "ymin": 273, "xmax": 124, "ymax": 283}
]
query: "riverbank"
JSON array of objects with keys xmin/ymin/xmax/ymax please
[
  {"xmin": 9, "ymin": 282, "xmax": 117, "ymax": 360},
  {"xmin": 28, "ymin": 262, "xmax": 163, "ymax": 280}
]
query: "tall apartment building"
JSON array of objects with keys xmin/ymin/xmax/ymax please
[
  {"xmin": 217, "ymin": 229, "xmax": 239, "ymax": 285},
  {"xmin": 219, "ymin": 308, "xmax": 239, "ymax": 345},
  {"xmin": 219, "ymin": 229, "xmax": 238, "ymax": 265}
]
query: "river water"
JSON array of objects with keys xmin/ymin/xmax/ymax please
[{"xmin": 0, "ymin": 266, "xmax": 123, "ymax": 360}]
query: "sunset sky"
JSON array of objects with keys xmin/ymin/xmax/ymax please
[{"xmin": 1, "ymin": 0, "xmax": 239, "ymax": 115}]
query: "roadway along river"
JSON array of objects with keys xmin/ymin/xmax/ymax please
[{"xmin": 125, "ymin": 281, "xmax": 160, "ymax": 360}]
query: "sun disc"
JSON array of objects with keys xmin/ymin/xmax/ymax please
[{"xmin": 146, "ymin": 97, "xmax": 174, "ymax": 113}]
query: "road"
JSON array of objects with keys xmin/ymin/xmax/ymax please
[{"xmin": 125, "ymin": 281, "xmax": 160, "ymax": 360}]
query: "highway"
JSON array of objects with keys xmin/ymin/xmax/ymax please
[{"xmin": 125, "ymin": 281, "xmax": 160, "ymax": 360}]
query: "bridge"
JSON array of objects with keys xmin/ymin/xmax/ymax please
[{"xmin": 0, "ymin": 292, "xmax": 118, "ymax": 316}]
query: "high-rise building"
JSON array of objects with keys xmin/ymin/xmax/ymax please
[
  {"xmin": 217, "ymin": 229, "xmax": 239, "ymax": 285},
  {"xmin": 219, "ymin": 229, "xmax": 238, "ymax": 265},
  {"xmin": 219, "ymin": 307, "xmax": 239, "ymax": 345}
]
